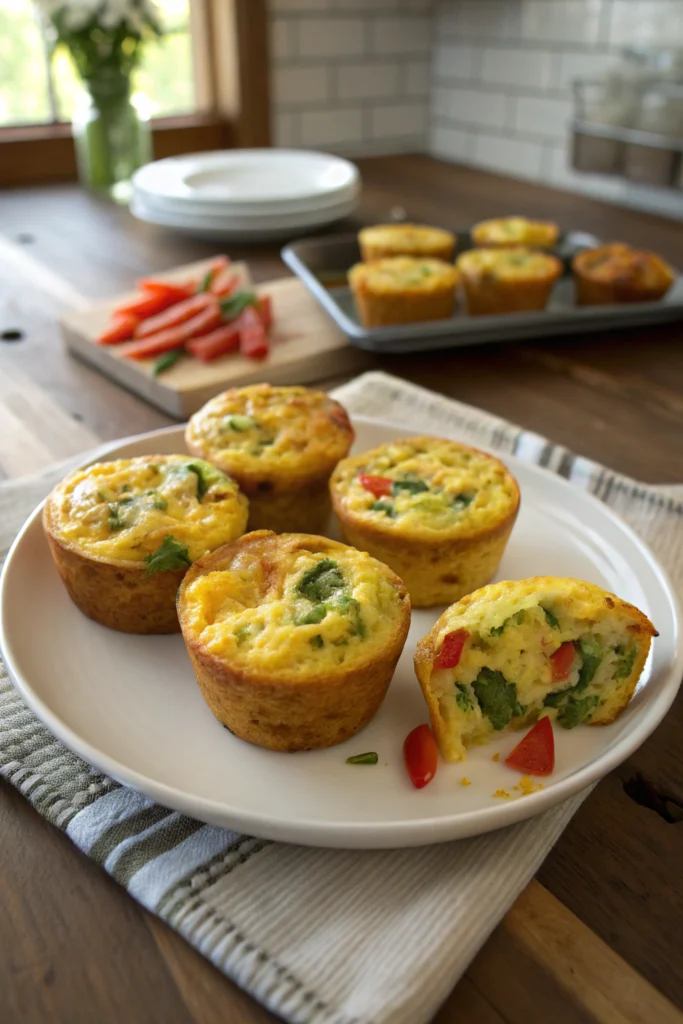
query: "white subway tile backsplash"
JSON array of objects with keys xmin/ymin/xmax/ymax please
[
  {"xmin": 270, "ymin": 18, "xmax": 296, "ymax": 61},
  {"xmin": 405, "ymin": 61, "xmax": 431, "ymax": 96},
  {"xmin": 514, "ymin": 94, "xmax": 573, "ymax": 139},
  {"xmin": 438, "ymin": 0, "xmax": 521, "ymax": 40},
  {"xmin": 444, "ymin": 86, "xmax": 508, "ymax": 129},
  {"xmin": 429, "ymin": 122, "xmax": 475, "ymax": 161},
  {"xmin": 274, "ymin": 111, "xmax": 300, "ymax": 147},
  {"xmin": 608, "ymin": 1, "xmax": 683, "ymax": 48},
  {"xmin": 474, "ymin": 133, "xmax": 545, "ymax": 180},
  {"xmin": 521, "ymin": 0, "xmax": 602, "ymax": 46},
  {"xmin": 271, "ymin": 0, "xmax": 331, "ymax": 11},
  {"xmin": 335, "ymin": 61, "xmax": 400, "ymax": 100},
  {"xmin": 370, "ymin": 102, "xmax": 427, "ymax": 138},
  {"xmin": 552, "ymin": 50, "xmax": 617, "ymax": 92},
  {"xmin": 481, "ymin": 46, "xmax": 553, "ymax": 91},
  {"xmin": 369, "ymin": 15, "xmax": 432, "ymax": 55},
  {"xmin": 432, "ymin": 85, "xmax": 453, "ymax": 119},
  {"xmin": 273, "ymin": 65, "xmax": 330, "ymax": 106},
  {"xmin": 297, "ymin": 17, "xmax": 366, "ymax": 58},
  {"xmin": 300, "ymin": 106, "xmax": 364, "ymax": 146},
  {"xmin": 434, "ymin": 42, "xmax": 477, "ymax": 81}
]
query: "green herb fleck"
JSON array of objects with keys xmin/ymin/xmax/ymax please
[
  {"xmin": 309, "ymin": 634, "xmax": 324, "ymax": 649},
  {"xmin": 542, "ymin": 607, "xmax": 560, "ymax": 629},
  {"xmin": 456, "ymin": 683, "xmax": 473, "ymax": 712},
  {"xmin": 296, "ymin": 605, "xmax": 327, "ymax": 626},
  {"xmin": 614, "ymin": 646, "xmax": 637, "ymax": 680},
  {"xmin": 152, "ymin": 349, "xmax": 182, "ymax": 377},
  {"xmin": 185, "ymin": 460, "xmax": 229, "ymax": 501},
  {"xmin": 297, "ymin": 559, "xmax": 346, "ymax": 602},
  {"xmin": 514, "ymin": 610, "xmax": 525, "ymax": 625},
  {"xmin": 259, "ymin": 438, "xmax": 275, "ymax": 446},
  {"xmin": 222, "ymin": 414, "xmax": 258, "ymax": 432},
  {"xmin": 577, "ymin": 636, "xmax": 602, "ymax": 691},
  {"xmin": 221, "ymin": 291, "xmax": 258, "ymax": 321},
  {"xmin": 392, "ymin": 478, "xmax": 429, "ymax": 496},
  {"xmin": 557, "ymin": 694, "xmax": 599, "ymax": 729},
  {"xmin": 97, "ymin": 489, "xmax": 108, "ymax": 502},
  {"xmin": 121, "ymin": 484, "xmax": 132, "ymax": 493},
  {"xmin": 370, "ymin": 500, "xmax": 396, "ymax": 517},
  {"xmin": 346, "ymin": 752, "xmax": 378, "ymax": 765},
  {"xmin": 198, "ymin": 268, "xmax": 214, "ymax": 292},
  {"xmin": 143, "ymin": 535, "xmax": 191, "ymax": 576},
  {"xmin": 472, "ymin": 668, "xmax": 524, "ymax": 731},
  {"xmin": 452, "ymin": 492, "xmax": 475, "ymax": 511},
  {"xmin": 234, "ymin": 625, "xmax": 251, "ymax": 646},
  {"xmin": 490, "ymin": 621, "xmax": 507, "ymax": 637}
]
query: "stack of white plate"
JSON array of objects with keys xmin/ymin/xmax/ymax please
[{"xmin": 131, "ymin": 149, "xmax": 361, "ymax": 242}]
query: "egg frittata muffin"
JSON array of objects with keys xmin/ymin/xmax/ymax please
[
  {"xmin": 348, "ymin": 256, "xmax": 458, "ymax": 327},
  {"xmin": 358, "ymin": 223, "xmax": 455, "ymax": 263},
  {"xmin": 43, "ymin": 455, "xmax": 249, "ymax": 634},
  {"xmin": 185, "ymin": 385, "xmax": 354, "ymax": 535},
  {"xmin": 330, "ymin": 436, "xmax": 519, "ymax": 608},
  {"xmin": 471, "ymin": 216, "xmax": 559, "ymax": 250},
  {"xmin": 177, "ymin": 531, "xmax": 410, "ymax": 751},
  {"xmin": 456, "ymin": 247, "xmax": 562, "ymax": 315},
  {"xmin": 572, "ymin": 243, "xmax": 674, "ymax": 305},
  {"xmin": 415, "ymin": 577, "xmax": 657, "ymax": 762}
]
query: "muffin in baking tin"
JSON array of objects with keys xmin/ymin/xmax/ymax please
[
  {"xmin": 358, "ymin": 223, "xmax": 456, "ymax": 262},
  {"xmin": 348, "ymin": 256, "xmax": 458, "ymax": 327},
  {"xmin": 572, "ymin": 243, "xmax": 674, "ymax": 305},
  {"xmin": 456, "ymin": 247, "xmax": 562, "ymax": 315}
]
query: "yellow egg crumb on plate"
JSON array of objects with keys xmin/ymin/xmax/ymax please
[{"xmin": 493, "ymin": 789, "xmax": 511, "ymax": 799}]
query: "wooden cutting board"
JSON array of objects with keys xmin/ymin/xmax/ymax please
[{"xmin": 60, "ymin": 258, "xmax": 369, "ymax": 419}]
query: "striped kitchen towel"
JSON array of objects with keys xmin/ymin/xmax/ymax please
[{"xmin": 1, "ymin": 371, "xmax": 681, "ymax": 1024}]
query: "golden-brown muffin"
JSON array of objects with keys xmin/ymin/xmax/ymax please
[
  {"xmin": 43, "ymin": 455, "xmax": 248, "ymax": 633},
  {"xmin": 185, "ymin": 385, "xmax": 354, "ymax": 534},
  {"xmin": 358, "ymin": 223, "xmax": 455, "ymax": 262},
  {"xmin": 329, "ymin": 436, "xmax": 519, "ymax": 608},
  {"xmin": 471, "ymin": 216, "xmax": 559, "ymax": 250},
  {"xmin": 414, "ymin": 577, "xmax": 658, "ymax": 762},
  {"xmin": 177, "ymin": 531, "xmax": 411, "ymax": 751},
  {"xmin": 348, "ymin": 256, "xmax": 458, "ymax": 327},
  {"xmin": 572, "ymin": 243, "xmax": 675, "ymax": 305},
  {"xmin": 456, "ymin": 247, "xmax": 562, "ymax": 315}
]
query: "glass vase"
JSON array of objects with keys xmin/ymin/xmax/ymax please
[{"xmin": 72, "ymin": 71, "xmax": 152, "ymax": 203}]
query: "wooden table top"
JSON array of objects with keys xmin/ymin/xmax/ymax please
[{"xmin": 1, "ymin": 154, "xmax": 682, "ymax": 1024}]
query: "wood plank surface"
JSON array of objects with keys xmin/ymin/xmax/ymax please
[{"xmin": 1, "ymin": 155, "xmax": 682, "ymax": 1024}]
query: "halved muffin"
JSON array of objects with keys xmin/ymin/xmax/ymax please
[
  {"xmin": 177, "ymin": 531, "xmax": 410, "ymax": 751},
  {"xmin": 348, "ymin": 256, "xmax": 458, "ymax": 327},
  {"xmin": 471, "ymin": 216, "xmax": 559, "ymax": 250},
  {"xmin": 358, "ymin": 223, "xmax": 455, "ymax": 262},
  {"xmin": 330, "ymin": 436, "xmax": 519, "ymax": 607},
  {"xmin": 414, "ymin": 577, "xmax": 657, "ymax": 762},
  {"xmin": 185, "ymin": 385, "xmax": 354, "ymax": 535},
  {"xmin": 572, "ymin": 243, "xmax": 674, "ymax": 305},
  {"xmin": 457, "ymin": 247, "xmax": 562, "ymax": 315},
  {"xmin": 43, "ymin": 455, "xmax": 248, "ymax": 633}
]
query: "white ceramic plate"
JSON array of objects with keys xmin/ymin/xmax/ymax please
[
  {"xmin": 132, "ymin": 150, "xmax": 360, "ymax": 213},
  {"xmin": 1, "ymin": 418, "xmax": 680, "ymax": 849}
]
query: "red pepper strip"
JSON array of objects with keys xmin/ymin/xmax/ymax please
[
  {"xmin": 237, "ymin": 305, "xmax": 269, "ymax": 360},
  {"xmin": 257, "ymin": 294, "xmax": 273, "ymax": 329},
  {"xmin": 124, "ymin": 303, "xmax": 223, "ymax": 360},
  {"xmin": 210, "ymin": 268, "xmax": 239, "ymax": 297},
  {"xmin": 186, "ymin": 324, "xmax": 240, "ymax": 362},
  {"xmin": 358, "ymin": 474, "xmax": 392, "ymax": 498},
  {"xmin": 435, "ymin": 629, "xmax": 470, "ymax": 669},
  {"xmin": 403, "ymin": 724, "xmax": 439, "ymax": 789},
  {"xmin": 550, "ymin": 641, "xmax": 575, "ymax": 682},
  {"xmin": 505, "ymin": 716, "xmax": 555, "ymax": 776},
  {"xmin": 114, "ymin": 289, "xmax": 188, "ymax": 320},
  {"xmin": 97, "ymin": 313, "xmax": 139, "ymax": 345},
  {"xmin": 133, "ymin": 292, "xmax": 216, "ymax": 340},
  {"xmin": 135, "ymin": 279, "xmax": 194, "ymax": 303}
]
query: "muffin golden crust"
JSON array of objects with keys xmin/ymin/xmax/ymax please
[
  {"xmin": 177, "ymin": 531, "xmax": 411, "ymax": 751},
  {"xmin": 456, "ymin": 247, "xmax": 562, "ymax": 315},
  {"xmin": 348, "ymin": 256, "xmax": 458, "ymax": 327},
  {"xmin": 572, "ymin": 243, "xmax": 674, "ymax": 305},
  {"xmin": 330, "ymin": 436, "xmax": 520, "ymax": 607},
  {"xmin": 414, "ymin": 577, "xmax": 657, "ymax": 762},
  {"xmin": 43, "ymin": 455, "xmax": 248, "ymax": 633},
  {"xmin": 185, "ymin": 385, "xmax": 354, "ymax": 534},
  {"xmin": 471, "ymin": 216, "xmax": 559, "ymax": 250},
  {"xmin": 358, "ymin": 223, "xmax": 455, "ymax": 262}
]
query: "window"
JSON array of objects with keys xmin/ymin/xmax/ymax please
[{"xmin": 0, "ymin": 0, "xmax": 196, "ymax": 128}]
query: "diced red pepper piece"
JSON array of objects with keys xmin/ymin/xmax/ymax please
[
  {"xmin": 550, "ymin": 641, "xmax": 575, "ymax": 682},
  {"xmin": 257, "ymin": 294, "xmax": 273, "ymax": 329},
  {"xmin": 403, "ymin": 724, "xmax": 439, "ymax": 789},
  {"xmin": 237, "ymin": 305, "xmax": 269, "ymax": 360},
  {"xmin": 97, "ymin": 313, "xmax": 139, "ymax": 345},
  {"xmin": 124, "ymin": 303, "xmax": 223, "ymax": 360},
  {"xmin": 505, "ymin": 716, "xmax": 555, "ymax": 776},
  {"xmin": 435, "ymin": 629, "xmax": 470, "ymax": 669},
  {"xmin": 133, "ymin": 292, "xmax": 216, "ymax": 340},
  {"xmin": 358, "ymin": 474, "xmax": 392, "ymax": 498},
  {"xmin": 186, "ymin": 324, "xmax": 240, "ymax": 362}
]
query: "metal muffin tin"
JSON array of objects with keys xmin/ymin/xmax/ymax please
[{"xmin": 281, "ymin": 230, "xmax": 683, "ymax": 354}]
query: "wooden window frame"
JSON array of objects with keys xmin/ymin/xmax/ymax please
[{"xmin": 0, "ymin": 0, "xmax": 270, "ymax": 188}]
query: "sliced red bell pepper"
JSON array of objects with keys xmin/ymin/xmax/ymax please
[
  {"xmin": 550, "ymin": 641, "xmax": 575, "ymax": 682},
  {"xmin": 97, "ymin": 313, "xmax": 139, "ymax": 345},
  {"xmin": 114, "ymin": 289, "xmax": 187, "ymax": 321},
  {"xmin": 124, "ymin": 303, "xmax": 223, "ymax": 360},
  {"xmin": 358, "ymin": 474, "xmax": 392, "ymax": 498},
  {"xmin": 257, "ymin": 294, "xmax": 273, "ymax": 329},
  {"xmin": 505, "ymin": 716, "xmax": 555, "ymax": 776},
  {"xmin": 135, "ymin": 279, "xmax": 194, "ymax": 303},
  {"xmin": 210, "ymin": 268, "xmax": 239, "ymax": 297},
  {"xmin": 435, "ymin": 629, "xmax": 470, "ymax": 669},
  {"xmin": 133, "ymin": 292, "xmax": 216, "ymax": 339},
  {"xmin": 237, "ymin": 305, "xmax": 269, "ymax": 360},
  {"xmin": 186, "ymin": 324, "xmax": 240, "ymax": 362},
  {"xmin": 403, "ymin": 724, "xmax": 438, "ymax": 789}
]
